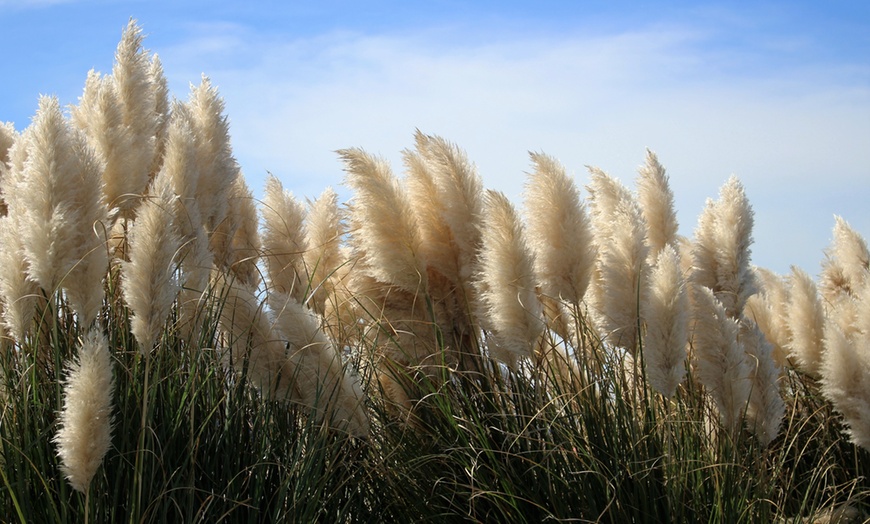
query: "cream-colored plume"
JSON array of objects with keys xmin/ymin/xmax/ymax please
[
  {"xmin": 261, "ymin": 174, "xmax": 308, "ymax": 303},
  {"xmin": 54, "ymin": 328, "xmax": 114, "ymax": 493},
  {"xmin": 740, "ymin": 318, "xmax": 784, "ymax": 446},
  {"xmin": 820, "ymin": 318, "xmax": 870, "ymax": 451},
  {"xmin": 641, "ymin": 245, "xmax": 688, "ymax": 398},
  {"xmin": 476, "ymin": 190, "xmax": 543, "ymax": 362},
  {"xmin": 9, "ymin": 96, "xmax": 109, "ymax": 324},
  {"xmin": 525, "ymin": 152, "xmax": 596, "ymax": 306},
  {"xmin": 744, "ymin": 267, "xmax": 791, "ymax": 366},
  {"xmin": 122, "ymin": 174, "xmax": 181, "ymax": 351},
  {"xmin": 691, "ymin": 285, "xmax": 752, "ymax": 432},
  {"xmin": 691, "ymin": 176, "xmax": 757, "ymax": 319},
  {"xmin": 303, "ymin": 187, "xmax": 345, "ymax": 317},
  {"xmin": 340, "ymin": 147, "xmax": 427, "ymax": 293},
  {"xmin": 820, "ymin": 216, "xmax": 869, "ymax": 305},
  {"xmin": 269, "ymin": 292, "xmax": 369, "ymax": 437},
  {"xmin": 636, "ymin": 149, "xmax": 678, "ymax": 259},
  {"xmin": 0, "ymin": 215, "xmax": 37, "ymax": 340},
  {"xmin": 785, "ymin": 266, "xmax": 826, "ymax": 376},
  {"xmin": 586, "ymin": 167, "xmax": 649, "ymax": 352},
  {"xmin": 186, "ymin": 76, "xmax": 238, "ymax": 236}
]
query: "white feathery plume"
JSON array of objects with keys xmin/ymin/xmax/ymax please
[
  {"xmin": 61, "ymin": 133, "xmax": 109, "ymax": 327},
  {"xmin": 819, "ymin": 317, "xmax": 870, "ymax": 451},
  {"xmin": 691, "ymin": 176, "xmax": 757, "ymax": 319},
  {"xmin": 0, "ymin": 215, "xmax": 37, "ymax": 340},
  {"xmin": 414, "ymin": 131, "xmax": 483, "ymax": 290},
  {"xmin": 740, "ymin": 318, "xmax": 785, "ymax": 446},
  {"xmin": 269, "ymin": 292, "xmax": 369, "ymax": 437},
  {"xmin": 636, "ymin": 149, "xmax": 678, "ymax": 260},
  {"xmin": 186, "ymin": 76, "xmax": 237, "ymax": 235},
  {"xmin": 209, "ymin": 169, "xmax": 252, "ymax": 281},
  {"xmin": 108, "ymin": 19, "xmax": 159, "ymax": 217},
  {"xmin": 261, "ymin": 174, "xmax": 308, "ymax": 302},
  {"xmin": 820, "ymin": 216, "xmax": 870, "ymax": 304},
  {"xmin": 691, "ymin": 285, "xmax": 752, "ymax": 432},
  {"xmin": 476, "ymin": 190, "xmax": 543, "ymax": 362},
  {"xmin": 71, "ymin": 70, "xmax": 135, "ymax": 217},
  {"xmin": 54, "ymin": 328, "xmax": 114, "ymax": 493},
  {"xmin": 0, "ymin": 121, "xmax": 15, "ymax": 162},
  {"xmin": 0, "ymin": 131, "xmax": 38, "ymax": 339},
  {"xmin": 785, "ymin": 266, "xmax": 826, "ymax": 376},
  {"xmin": 0, "ymin": 121, "xmax": 16, "ymax": 215},
  {"xmin": 744, "ymin": 267, "xmax": 791, "ymax": 366},
  {"xmin": 341, "ymin": 147, "xmax": 427, "ymax": 293},
  {"xmin": 586, "ymin": 167, "xmax": 649, "ymax": 352},
  {"xmin": 11, "ymin": 96, "xmax": 109, "ymax": 313},
  {"xmin": 641, "ymin": 245, "xmax": 689, "ymax": 398},
  {"xmin": 525, "ymin": 152, "xmax": 596, "ymax": 306},
  {"xmin": 403, "ymin": 142, "xmax": 457, "ymax": 285},
  {"xmin": 122, "ymin": 174, "xmax": 181, "ymax": 351},
  {"xmin": 225, "ymin": 173, "xmax": 261, "ymax": 288},
  {"xmin": 303, "ymin": 187, "xmax": 344, "ymax": 317},
  {"xmin": 215, "ymin": 273, "xmax": 291, "ymax": 397},
  {"xmin": 156, "ymin": 104, "xmax": 212, "ymax": 336},
  {"xmin": 148, "ymin": 53, "xmax": 170, "ymax": 179}
]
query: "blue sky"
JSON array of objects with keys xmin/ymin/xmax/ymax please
[{"xmin": 1, "ymin": 0, "xmax": 868, "ymax": 276}]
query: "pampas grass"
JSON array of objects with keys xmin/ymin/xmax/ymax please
[
  {"xmin": 261, "ymin": 174, "xmax": 308, "ymax": 302},
  {"xmin": 587, "ymin": 167, "xmax": 649, "ymax": 352},
  {"xmin": 341, "ymin": 147, "xmax": 427, "ymax": 294},
  {"xmin": 54, "ymin": 328, "xmax": 114, "ymax": 494},
  {"xmin": 476, "ymin": 190, "xmax": 543, "ymax": 363},
  {"xmin": 745, "ymin": 267, "xmax": 791, "ymax": 366},
  {"xmin": 186, "ymin": 76, "xmax": 238, "ymax": 237},
  {"xmin": 122, "ymin": 175, "xmax": 181, "ymax": 351},
  {"xmin": 524, "ymin": 152, "xmax": 596, "ymax": 306},
  {"xmin": 740, "ymin": 318, "xmax": 784, "ymax": 446},
  {"xmin": 691, "ymin": 285, "xmax": 752, "ymax": 433},
  {"xmin": 641, "ymin": 245, "xmax": 688, "ymax": 398},
  {"xmin": 0, "ymin": 215, "xmax": 38, "ymax": 340},
  {"xmin": 692, "ymin": 176, "xmax": 757, "ymax": 319},
  {"xmin": 269, "ymin": 292, "xmax": 369, "ymax": 437},
  {"xmin": 105, "ymin": 19, "xmax": 159, "ymax": 218},
  {"xmin": 820, "ymin": 319, "xmax": 870, "ymax": 450},
  {"xmin": 7, "ymin": 96, "xmax": 109, "ymax": 325},
  {"xmin": 303, "ymin": 187, "xmax": 345, "ymax": 317},
  {"xmin": 7, "ymin": 21, "xmax": 870, "ymax": 522},
  {"xmin": 786, "ymin": 266, "xmax": 826, "ymax": 376},
  {"xmin": 636, "ymin": 148, "xmax": 678, "ymax": 259}
]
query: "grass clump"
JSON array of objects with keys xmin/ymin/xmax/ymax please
[{"xmin": 1, "ymin": 19, "xmax": 870, "ymax": 524}]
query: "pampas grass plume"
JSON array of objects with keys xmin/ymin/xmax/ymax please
[
  {"xmin": 641, "ymin": 245, "xmax": 688, "ymax": 398},
  {"xmin": 270, "ymin": 292, "xmax": 369, "ymax": 436},
  {"xmin": 740, "ymin": 318, "xmax": 784, "ymax": 446},
  {"xmin": 636, "ymin": 149, "xmax": 678, "ymax": 259},
  {"xmin": 123, "ymin": 174, "xmax": 181, "ymax": 350},
  {"xmin": 691, "ymin": 285, "xmax": 752, "ymax": 432},
  {"xmin": 477, "ymin": 190, "xmax": 543, "ymax": 361},
  {"xmin": 341, "ymin": 147, "xmax": 427, "ymax": 293},
  {"xmin": 786, "ymin": 266, "xmax": 826, "ymax": 376},
  {"xmin": 303, "ymin": 187, "xmax": 344, "ymax": 316},
  {"xmin": 54, "ymin": 329, "xmax": 114, "ymax": 493},
  {"xmin": 820, "ymin": 320, "xmax": 870, "ymax": 450},
  {"xmin": 587, "ymin": 167, "xmax": 649, "ymax": 351},
  {"xmin": 525, "ymin": 152, "xmax": 596, "ymax": 305},
  {"xmin": 820, "ymin": 216, "xmax": 870, "ymax": 303},
  {"xmin": 692, "ymin": 176, "xmax": 757, "ymax": 318},
  {"xmin": 262, "ymin": 174, "xmax": 308, "ymax": 302}
]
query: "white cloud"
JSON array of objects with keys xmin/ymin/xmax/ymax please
[{"xmin": 158, "ymin": 24, "xmax": 870, "ymax": 275}]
